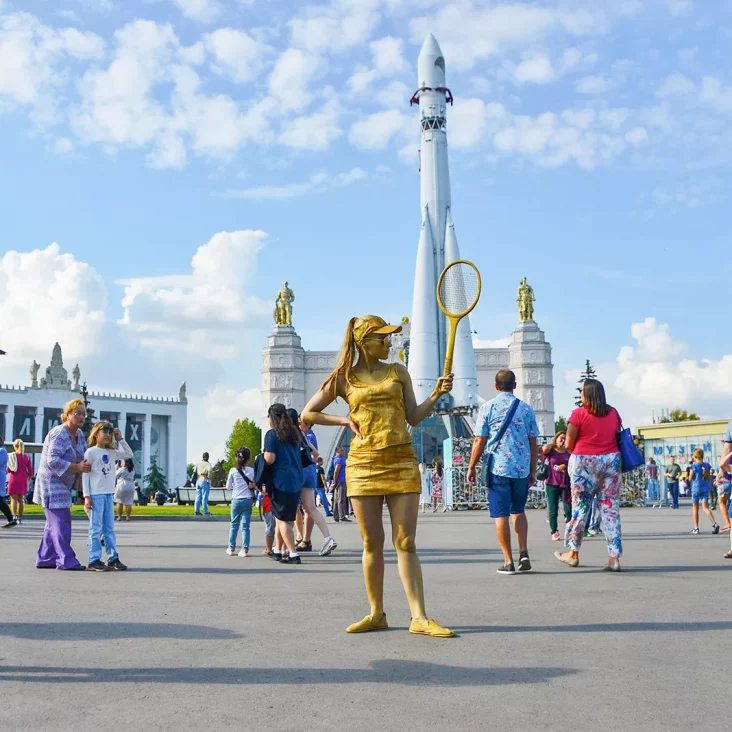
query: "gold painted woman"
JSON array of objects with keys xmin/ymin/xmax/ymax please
[{"xmin": 303, "ymin": 315, "xmax": 454, "ymax": 638}]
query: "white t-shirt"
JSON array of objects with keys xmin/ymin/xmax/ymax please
[
  {"xmin": 196, "ymin": 461, "xmax": 212, "ymax": 486},
  {"xmin": 82, "ymin": 441, "xmax": 134, "ymax": 497},
  {"xmin": 226, "ymin": 466, "xmax": 255, "ymax": 500}
]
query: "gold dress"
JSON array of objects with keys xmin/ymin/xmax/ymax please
[{"xmin": 345, "ymin": 363, "xmax": 420, "ymax": 496}]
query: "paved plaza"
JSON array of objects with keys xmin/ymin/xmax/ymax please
[{"xmin": 1, "ymin": 507, "xmax": 731, "ymax": 732}]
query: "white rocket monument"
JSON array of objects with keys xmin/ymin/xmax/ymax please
[{"xmin": 408, "ymin": 34, "xmax": 479, "ymax": 412}]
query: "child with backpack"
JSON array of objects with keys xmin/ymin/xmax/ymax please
[
  {"xmin": 226, "ymin": 448, "xmax": 256, "ymax": 557},
  {"xmin": 689, "ymin": 448, "xmax": 720, "ymax": 535}
]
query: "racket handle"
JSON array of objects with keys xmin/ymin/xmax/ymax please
[{"xmin": 441, "ymin": 318, "xmax": 458, "ymax": 386}]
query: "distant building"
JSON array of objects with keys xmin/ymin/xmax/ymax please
[
  {"xmin": 637, "ymin": 419, "xmax": 730, "ymax": 470},
  {"xmin": 0, "ymin": 343, "xmax": 187, "ymax": 487}
]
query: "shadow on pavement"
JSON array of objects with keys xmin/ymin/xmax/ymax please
[
  {"xmin": 453, "ymin": 620, "xmax": 732, "ymax": 634},
  {"xmin": 0, "ymin": 622, "xmax": 241, "ymax": 641},
  {"xmin": 131, "ymin": 567, "xmax": 347, "ymax": 574},
  {"xmin": 0, "ymin": 660, "xmax": 575, "ymax": 685}
]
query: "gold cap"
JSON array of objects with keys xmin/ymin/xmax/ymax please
[{"xmin": 353, "ymin": 315, "xmax": 402, "ymax": 343}]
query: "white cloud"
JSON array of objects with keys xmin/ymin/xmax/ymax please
[
  {"xmin": 514, "ymin": 53, "xmax": 554, "ymax": 84},
  {"xmin": 0, "ymin": 243, "xmax": 106, "ymax": 366},
  {"xmin": 575, "ymin": 75, "xmax": 608, "ymax": 94},
  {"xmin": 473, "ymin": 336, "xmax": 510, "ymax": 349},
  {"xmin": 278, "ymin": 97, "xmax": 342, "ymax": 150},
  {"xmin": 450, "ymin": 98, "xmax": 505, "ymax": 149},
  {"xmin": 651, "ymin": 179, "xmax": 723, "ymax": 209},
  {"xmin": 119, "ymin": 230, "xmax": 271, "ymax": 357},
  {"xmin": 656, "ymin": 72, "xmax": 696, "ymax": 98},
  {"xmin": 53, "ymin": 137, "xmax": 74, "ymax": 155},
  {"xmin": 268, "ymin": 47, "xmax": 322, "ymax": 112},
  {"xmin": 667, "ymin": 0, "xmax": 692, "ymax": 17},
  {"xmin": 625, "ymin": 126, "xmax": 648, "ymax": 145},
  {"xmin": 348, "ymin": 109, "xmax": 413, "ymax": 150},
  {"xmin": 170, "ymin": 0, "xmax": 220, "ymax": 23},
  {"xmin": 203, "ymin": 28, "xmax": 267, "ymax": 83},
  {"xmin": 699, "ymin": 76, "xmax": 732, "ymax": 113},
  {"xmin": 289, "ymin": 1, "xmax": 380, "ymax": 54},
  {"xmin": 615, "ymin": 318, "xmax": 732, "ymax": 416},
  {"xmin": 371, "ymin": 35, "xmax": 407, "ymax": 74},
  {"xmin": 375, "ymin": 79, "xmax": 409, "ymax": 107},
  {"xmin": 219, "ymin": 167, "xmax": 366, "ymax": 200}
]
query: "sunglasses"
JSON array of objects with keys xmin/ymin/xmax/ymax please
[
  {"xmin": 100, "ymin": 426, "xmax": 114, "ymax": 434},
  {"xmin": 362, "ymin": 335, "xmax": 391, "ymax": 344}
]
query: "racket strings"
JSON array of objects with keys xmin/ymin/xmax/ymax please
[{"xmin": 439, "ymin": 263, "xmax": 479, "ymax": 316}]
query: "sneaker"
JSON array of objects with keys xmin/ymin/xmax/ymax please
[
  {"xmin": 107, "ymin": 558, "xmax": 127, "ymax": 571},
  {"xmin": 319, "ymin": 537, "xmax": 337, "ymax": 556},
  {"xmin": 587, "ymin": 528, "xmax": 599, "ymax": 537},
  {"xmin": 691, "ymin": 528, "xmax": 700, "ymax": 534},
  {"xmin": 281, "ymin": 555, "xmax": 301, "ymax": 564},
  {"xmin": 238, "ymin": 549, "xmax": 249, "ymax": 557},
  {"xmin": 712, "ymin": 523, "xmax": 720, "ymax": 535},
  {"xmin": 518, "ymin": 553, "xmax": 531, "ymax": 572},
  {"xmin": 88, "ymin": 559, "xmax": 110, "ymax": 572},
  {"xmin": 1, "ymin": 519, "xmax": 18, "ymax": 529},
  {"xmin": 296, "ymin": 540, "xmax": 313, "ymax": 552},
  {"xmin": 271, "ymin": 552, "xmax": 283, "ymax": 562},
  {"xmin": 340, "ymin": 517, "xmax": 352, "ymax": 523},
  {"xmin": 497, "ymin": 563, "xmax": 516, "ymax": 575},
  {"xmin": 226, "ymin": 547, "xmax": 237, "ymax": 556},
  {"xmin": 551, "ymin": 531, "xmax": 561, "ymax": 541}
]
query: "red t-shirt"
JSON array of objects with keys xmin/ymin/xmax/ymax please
[
  {"xmin": 262, "ymin": 495, "xmax": 272, "ymax": 513},
  {"xmin": 569, "ymin": 407, "xmax": 621, "ymax": 455}
]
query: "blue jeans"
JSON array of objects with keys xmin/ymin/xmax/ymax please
[
  {"xmin": 195, "ymin": 481, "xmax": 210, "ymax": 514},
  {"xmin": 315, "ymin": 486, "xmax": 332, "ymax": 515},
  {"xmin": 647, "ymin": 478, "xmax": 659, "ymax": 501},
  {"xmin": 667, "ymin": 481, "xmax": 679, "ymax": 508},
  {"xmin": 229, "ymin": 498, "xmax": 253, "ymax": 549},
  {"xmin": 88, "ymin": 493, "xmax": 117, "ymax": 563}
]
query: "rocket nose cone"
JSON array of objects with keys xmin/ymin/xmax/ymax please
[{"xmin": 417, "ymin": 32, "xmax": 446, "ymax": 88}]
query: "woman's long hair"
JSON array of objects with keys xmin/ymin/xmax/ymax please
[
  {"xmin": 693, "ymin": 447, "xmax": 709, "ymax": 481},
  {"xmin": 582, "ymin": 379, "xmax": 611, "ymax": 417},
  {"xmin": 268, "ymin": 403, "xmax": 301, "ymax": 447},
  {"xmin": 435, "ymin": 462, "xmax": 443, "ymax": 478},
  {"xmin": 321, "ymin": 317, "xmax": 358, "ymax": 397},
  {"xmin": 13, "ymin": 439, "xmax": 24, "ymax": 455},
  {"xmin": 236, "ymin": 447, "xmax": 251, "ymax": 471},
  {"xmin": 124, "ymin": 458, "xmax": 134, "ymax": 473},
  {"xmin": 545, "ymin": 431, "xmax": 567, "ymax": 455},
  {"xmin": 87, "ymin": 421, "xmax": 116, "ymax": 448}
]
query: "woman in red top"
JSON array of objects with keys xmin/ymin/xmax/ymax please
[
  {"xmin": 555, "ymin": 379, "xmax": 623, "ymax": 572},
  {"xmin": 7, "ymin": 439, "xmax": 33, "ymax": 525}
]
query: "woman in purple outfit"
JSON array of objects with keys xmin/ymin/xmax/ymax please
[{"xmin": 35, "ymin": 399, "xmax": 91, "ymax": 570}]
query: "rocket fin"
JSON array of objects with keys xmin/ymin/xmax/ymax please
[
  {"xmin": 444, "ymin": 210, "xmax": 479, "ymax": 410},
  {"xmin": 408, "ymin": 207, "xmax": 440, "ymax": 404}
]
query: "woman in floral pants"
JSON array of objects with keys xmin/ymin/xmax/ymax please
[{"xmin": 555, "ymin": 379, "xmax": 623, "ymax": 572}]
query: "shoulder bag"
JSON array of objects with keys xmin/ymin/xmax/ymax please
[
  {"xmin": 535, "ymin": 451, "xmax": 550, "ymax": 483},
  {"xmin": 253, "ymin": 453, "xmax": 274, "ymax": 490},
  {"xmin": 614, "ymin": 409, "xmax": 644, "ymax": 473},
  {"xmin": 299, "ymin": 435, "xmax": 316, "ymax": 469},
  {"xmin": 483, "ymin": 398, "xmax": 521, "ymax": 489}
]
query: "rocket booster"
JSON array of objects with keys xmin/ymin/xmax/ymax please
[{"xmin": 408, "ymin": 34, "xmax": 479, "ymax": 410}]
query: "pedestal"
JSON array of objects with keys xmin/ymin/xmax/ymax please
[{"xmin": 508, "ymin": 320, "xmax": 555, "ymax": 437}]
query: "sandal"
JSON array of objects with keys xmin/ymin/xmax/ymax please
[
  {"xmin": 723, "ymin": 551, "xmax": 732, "ymax": 560},
  {"xmin": 296, "ymin": 540, "xmax": 313, "ymax": 552},
  {"xmin": 554, "ymin": 551, "xmax": 579, "ymax": 567}
]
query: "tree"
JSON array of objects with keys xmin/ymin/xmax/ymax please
[
  {"xmin": 186, "ymin": 463, "xmax": 195, "ymax": 480},
  {"xmin": 143, "ymin": 458, "xmax": 167, "ymax": 498},
  {"xmin": 225, "ymin": 418, "xmax": 262, "ymax": 471},
  {"xmin": 80, "ymin": 382, "xmax": 97, "ymax": 440},
  {"xmin": 575, "ymin": 360, "xmax": 598, "ymax": 407},
  {"xmin": 659, "ymin": 409, "xmax": 700, "ymax": 423},
  {"xmin": 209, "ymin": 459, "xmax": 228, "ymax": 487},
  {"xmin": 555, "ymin": 416, "xmax": 568, "ymax": 434}
]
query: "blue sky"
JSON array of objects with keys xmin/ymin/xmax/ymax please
[{"xmin": 1, "ymin": 0, "xmax": 731, "ymax": 459}]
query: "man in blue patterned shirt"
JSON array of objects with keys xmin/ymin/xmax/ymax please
[{"xmin": 468, "ymin": 370, "xmax": 539, "ymax": 575}]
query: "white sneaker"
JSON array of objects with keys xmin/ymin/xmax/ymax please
[
  {"xmin": 319, "ymin": 537, "xmax": 337, "ymax": 556},
  {"xmin": 226, "ymin": 547, "xmax": 237, "ymax": 556},
  {"xmin": 238, "ymin": 549, "xmax": 249, "ymax": 557}
]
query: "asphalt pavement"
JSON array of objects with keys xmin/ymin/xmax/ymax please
[{"xmin": 1, "ymin": 506, "xmax": 730, "ymax": 732}]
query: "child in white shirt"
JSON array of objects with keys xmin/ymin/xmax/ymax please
[
  {"xmin": 83, "ymin": 422, "xmax": 133, "ymax": 571},
  {"xmin": 226, "ymin": 448, "xmax": 256, "ymax": 557}
]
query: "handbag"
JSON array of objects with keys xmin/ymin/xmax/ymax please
[
  {"xmin": 483, "ymin": 398, "xmax": 521, "ymax": 489},
  {"xmin": 615, "ymin": 410, "xmax": 644, "ymax": 473},
  {"xmin": 253, "ymin": 453, "xmax": 274, "ymax": 490},
  {"xmin": 535, "ymin": 459, "xmax": 550, "ymax": 482},
  {"xmin": 300, "ymin": 436, "xmax": 316, "ymax": 469}
]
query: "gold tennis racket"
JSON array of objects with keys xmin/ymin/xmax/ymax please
[{"xmin": 436, "ymin": 259, "xmax": 482, "ymax": 391}]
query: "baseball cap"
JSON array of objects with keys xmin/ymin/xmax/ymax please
[{"xmin": 353, "ymin": 315, "xmax": 402, "ymax": 343}]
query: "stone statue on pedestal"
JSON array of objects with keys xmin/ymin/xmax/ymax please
[
  {"xmin": 30, "ymin": 360, "xmax": 40, "ymax": 388},
  {"xmin": 274, "ymin": 282, "xmax": 294, "ymax": 327},
  {"xmin": 72, "ymin": 364, "xmax": 81, "ymax": 391},
  {"xmin": 179, "ymin": 382, "xmax": 187, "ymax": 403},
  {"xmin": 517, "ymin": 277, "xmax": 535, "ymax": 322}
]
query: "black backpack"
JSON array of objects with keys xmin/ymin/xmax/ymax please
[{"xmin": 253, "ymin": 453, "xmax": 274, "ymax": 490}]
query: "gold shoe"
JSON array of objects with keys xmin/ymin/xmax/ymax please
[
  {"xmin": 603, "ymin": 560, "xmax": 621, "ymax": 572},
  {"xmin": 346, "ymin": 613, "xmax": 388, "ymax": 633},
  {"xmin": 554, "ymin": 551, "xmax": 579, "ymax": 567},
  {"xmin": 408, "ymin": 618, "xmax": 455, "ymax": 638}
]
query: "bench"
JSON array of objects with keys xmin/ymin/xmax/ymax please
[{"xmin": 176, "ymin": 487, "xmax": 233, "ymax": 506}]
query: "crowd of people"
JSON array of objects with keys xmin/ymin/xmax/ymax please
[{"xmin": 4, "ymin": 314, "xmax": 732, "ymax": 629}]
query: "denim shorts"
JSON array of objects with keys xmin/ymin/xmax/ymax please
[
  {"xmin": 488, "ymin": 475, "xmax": 530, "ymax": 518},
  {"xmin": 691, "ymin": 491, "xmax": 709, "ymax": 505},
  {"xmin": 721, "ymin": 482, "xmax": 732, "ymax": 496},
  {"xmin": 263, "ymin": 511, "xmax": 275, "ymax": 537}
]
